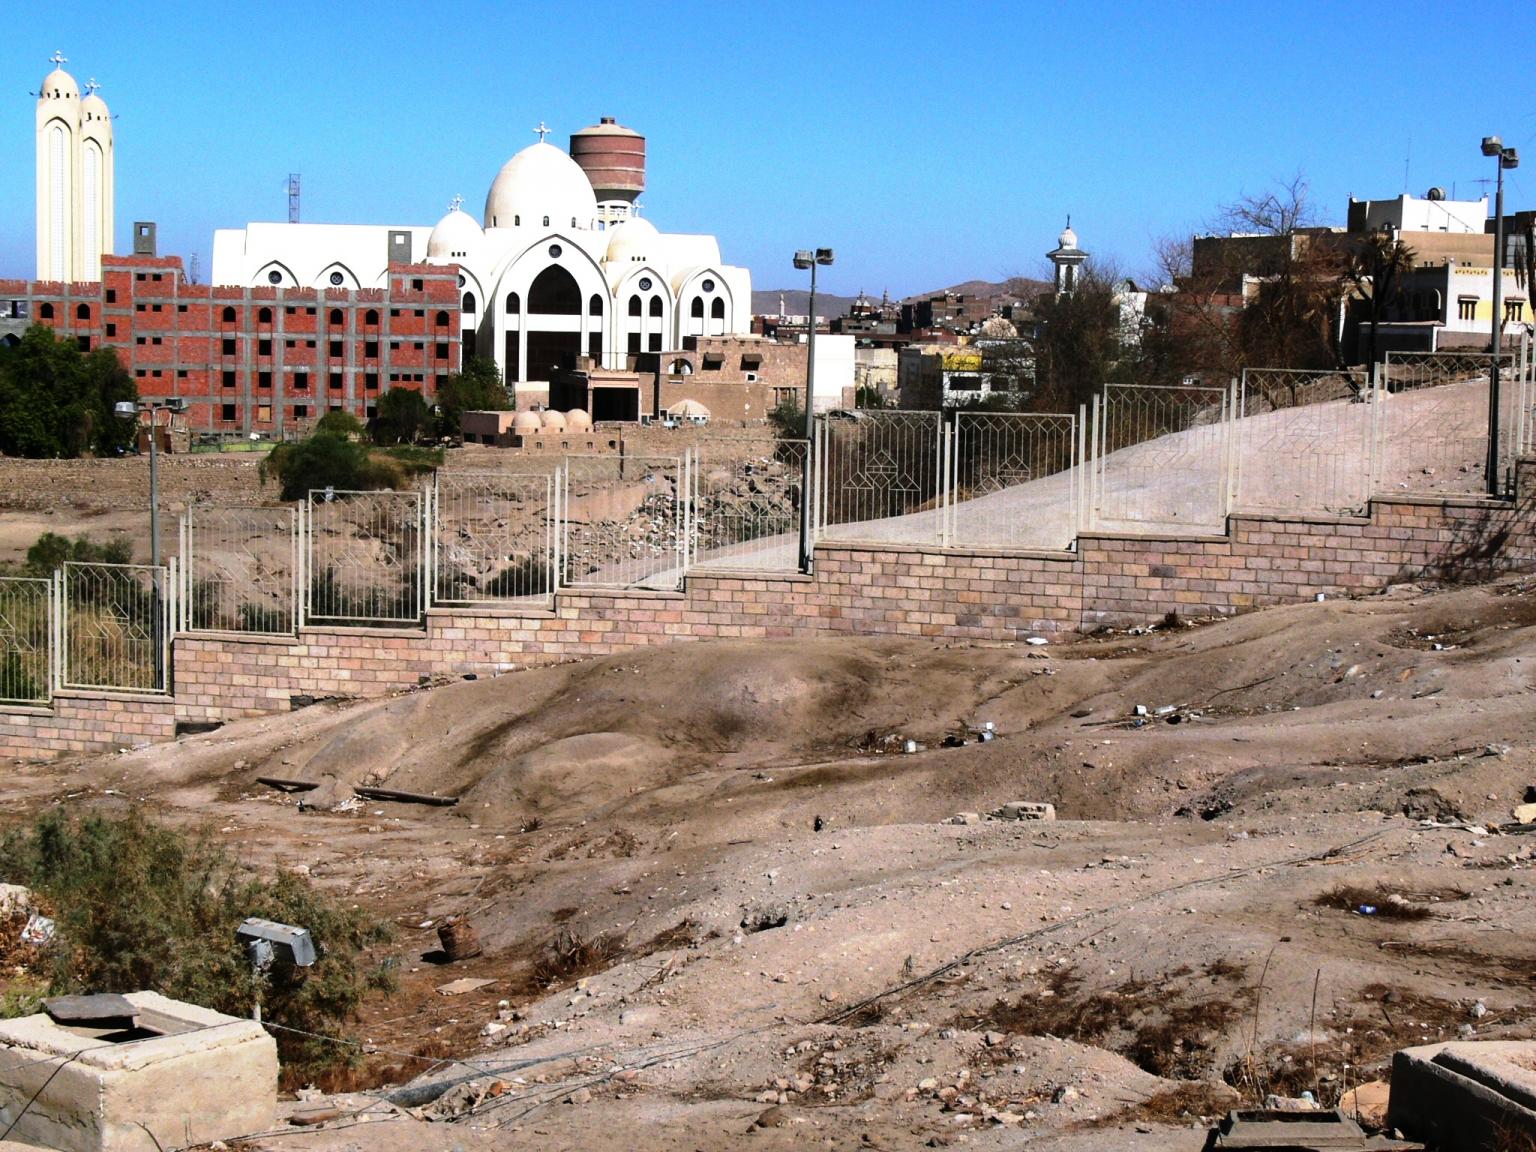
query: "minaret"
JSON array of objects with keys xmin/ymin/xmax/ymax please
[
  {"xmin": 36, "ymin": 52, "xmax": 114, "ymax": 282},
  {"xmin": 1046, "ymin": 216, "xmax": 1087, "ymax": 298}
]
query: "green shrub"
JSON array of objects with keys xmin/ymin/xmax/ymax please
[
  {"xmin": 24, "ymin": 531, "xmax": 134, "ymax": 576},
  {"xmin": 314, "ymin": 410, "xmax": 365, "ymax": 439},
  {"xmin": 0, "ymin": 809, "xmax": 394, "ymax": 1078}
]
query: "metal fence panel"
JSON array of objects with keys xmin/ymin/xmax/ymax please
[
  {"xmin": 1092, "ymin": 383, "xmax": 1231, "ymax": 534},
  {"xmin": 815, "ymin": 410, "xmax": 945, "ymax": 546},
  {"xmin": 948, "ymin": 412, "xmax": 1078, "ymax": 550},
  {"xmin": 1235, "ymin": 368, "xmax": 1373, "ymax": 515},
  {"xmin": 0, "ymin": 577, "xmax": 52, "ymax": 704},
  {"xmin": 304, "ymin": 490, "xmax": 425, "ymax": 625},
  {"xmin": 432, "ymin": 472, "xmax": 556, "ymax": 605},
  {"xmin": 181, "ymin": 506, "xmax": 297, "ymax": 634},
  {"xmin": 1380, "ymin": 351, "xmax": 1519, "ymax": 497},
  {"xmin": 559, "ymin": 455, "xmax": 686, "ymax": 591},
  {"xmin": 61, "ymin": 562, "xmax": 170, "ymax": 693},
  {"xmin": 691, "ymin": 439, "xmax": 807, "ymax": 572}
]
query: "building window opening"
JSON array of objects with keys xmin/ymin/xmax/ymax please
[
  {"xmin": 528, "ymin": 265, "xmax": 581, "ymax": 314},
  {"xmin": 589, "ymin": 294, "xmax": 602, "ymax": 316},
  {"xmin": 649, "ymin": 296, "xmax": 663, "ymax": 317},
  {"xmin": 628, "ymin": 296, "xmax": 642, "ymax": 317},
  {"xmin": 76, "ymin": 303, "xmax": 90, "ymax": 320},
  {"xmin": 462, "ymin": 292, "xmax": 477, "ymax": 313},
  {"xmin": 39, "ymin": 303, "xmax": 54, "ymax": 320},
  {"xmin": 711, "ymin": 298, "xmax": 725, "ymax": 319},
  {"xmin": 506, "ymin": 292, "xmax": 521, "ymax": 315},
  {"xmin": 222, "ymin": 306, "xmax": 237, "ymax": 323},
  {"xmin": 690, "ymin": 298, "xmax": 704, "ymax": 318}
]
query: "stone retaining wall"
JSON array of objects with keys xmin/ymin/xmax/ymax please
[{"xmin": 4, "ymin": 477, "xmax": 1534, "ymax": 760}]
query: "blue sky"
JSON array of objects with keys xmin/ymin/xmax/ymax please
[{"xmin": 5, "ymin": 1, "xmax": 1534, "ymax": 298}]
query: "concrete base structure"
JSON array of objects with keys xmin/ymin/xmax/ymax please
[
  {"xmin": 1388, "ymin": 1041, "xmax": 1536, "ymax": 1150},
  {"xmin": 0, "ymin": 991, "xmax": 276, "ymax": 1152}
]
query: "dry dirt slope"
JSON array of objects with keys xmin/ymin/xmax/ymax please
[{"xmin": 4, "ymin": 576, "xmax": 1536, "ymax": 1149}]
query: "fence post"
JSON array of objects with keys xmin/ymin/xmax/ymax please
[
  {"xmin": 163, "ymin": 558, "xmax": 176, "ymax": 693},
  {"xmin": 296, "ymin": 498, "xmax": 308, "ymax": 631},
  {"xmin": 938, "ymin": 419, "xmax": 952, "ymax": 548},
  {"xmin": 49, "ymin": 569, "xmax": 62, "ymax": 697}
]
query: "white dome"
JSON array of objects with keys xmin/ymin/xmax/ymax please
[
  {"xmin": 512, "ymin": 410, "xmax": 542, "ymax": 434},
  {"xmin": 539, "ymin": 409, "xmax": 568, "ymax": 431},
  {"xmin": 484, "ymin": 142, "xmax": 598, "ymax": 231},
  {"xmin": 566, "ymin": 409, "xmax": 592, "ymax": 430},
  {"xmin": 1057, "ymin": 225, "xmax": 1079, "ymax": 250},
  {"xmin": 40, "ymin": 67, "xmax": 78, "ymax": 101},
  {"xmin": 605, "ymin": 217, "xmax": 661, "ymax": 264},
  {"xmin": 427, "ymin": 205, "xmax": 483, "ymax": 260},
  {"xmin": 79, "ymin": 92, "xmax": 109, "ymax": 122}
]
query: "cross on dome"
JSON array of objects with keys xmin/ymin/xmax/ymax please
[
  {"xmin": 49, "ymin": 50, "xmax": 67, "ymax": 68},
  {"xmin": 533, "ymin": 121, "xmax": 550, "ymax": 143},
  {"xmin": 85, "ymin": 78, "xmax": 100, "ymax": 96},
  {"xmin": 449, "ymin": 194, "xmax": 463, "ymax": 212}
]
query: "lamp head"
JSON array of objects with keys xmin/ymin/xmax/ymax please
[
  {"xmin": 793, "ymin": 250, "xmax": 814, "ymax": 270},
  {"xmin": 815, "ymin": 248, "xmax": 835, "ymax": 266},
  {"xmin": 113, "ymin": 401, "xmax": 138, "ymax": 419},
  {"xmin": 1483, "ymin": 136, "xmax": 1504, "ymax": 157},
  {"xmin": 1502, "ymin": 148, "xmax": 1519, "ymax": 170}
]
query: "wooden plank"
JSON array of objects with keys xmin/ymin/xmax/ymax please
[{"xmin": 353, "ymin": 786, "xmax": 459, "ymax": 807}]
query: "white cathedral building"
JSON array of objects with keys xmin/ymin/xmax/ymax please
[
  {"xmin": 35, "ymin": 52, "xmax": 114, "ymax": 282},
  {"xmin": 212, "ymin": 120, "xmax": 752, "ymax": 390}
]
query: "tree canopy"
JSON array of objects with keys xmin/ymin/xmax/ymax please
[
  {"xmin": 435, "ymin": 357, "xmax": 508, "ymax": 437},
  {"xmin": 0, "ymin": 326, "xmax": 137, "ymax": 458}
]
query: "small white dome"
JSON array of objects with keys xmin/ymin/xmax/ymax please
[
  {"xmin": 605, "ymin": 217, "xmax": 661, "ymax": 264},
  {"xmin": 539, "ymin": 409, "xmax": 568, "ymax": 431},
  {"xmin": 512, "ymin": 410, "xmax": 542, "ymax": 434},
  {"xmin": 427, "ymin": 205, "xmax": 483, "ymax": 260},
  {"xmin": 978, "ymin": 316, "xmax": 1017, "ymax": 339},
  {"xmin": 484, "ymin": 141, "xmax": 598, "ymax": 231},
  {"xmin": 566, "ymin": 409, "xmax": 592, "ymax": 430},
  {"xmin": 40, "ymin": 67, "xmax": 78, "ymax": 101},
  {"xmin": 1057, "ymin": 225, "xmax": 1079, "ymax": 250}
]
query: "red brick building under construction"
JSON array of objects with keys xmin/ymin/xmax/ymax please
[{"xmin": 0, "ymin": 253, "xmax": 461, "ymax": 437}]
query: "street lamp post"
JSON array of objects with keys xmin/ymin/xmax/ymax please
[
  {"xmin": 116, "ymin": 397, "xmax": 188, "ymax": 688},
  {"xmin": 1481, "ymin": 136, "xmax": 1519, "ymax": 497},
  {"xmin": 794, "ymin": 248, "xmax": 834, "ymax": 573}
]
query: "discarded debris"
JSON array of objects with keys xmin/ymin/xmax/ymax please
[
  {"xmin": 438, "ymin": 918, "xmax": 483, "ymax": 962},
  {"xmin": 44, "ymin": 993, "xmax": 138, "ymax": 1029},
  {"xmin": 353, "ymin": 786, "xmax": 459, "ymax": 807},
  {"xmin": 21, "ymin": 913, "xmax": 55, "ymax": 947},
  {"xmin": 256, "ymin": 777, "xmax": 320, "ymax": 793},
  {"xmin": 989, "ymin": 801, "xmax": 1057, "ymax": 822},
  {"xmin": 436, "ymin": 977, "xmax": 496, "ymax": 997}
]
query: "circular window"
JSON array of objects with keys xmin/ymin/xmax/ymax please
[
  {"xmin": 267, "ymin": 270, "xmax": 283, "ymax": 285},
  {"xmin": 328, "ymin": 271, "xmax": 344, "ymax": 286},
  {"xmin": 548, "ymin": 244, "xmax": 563, "ymax": 258},
  {"xmin": 457, "ymin": 274, "xmax": 466, "ymax": 287},
  {"xmin": 638, "ymin": 276, "xmax": 653, "ymax": 291},
  {"xmin": 701, "ymin": 278, "xmax": 716, "ymax": 292}
]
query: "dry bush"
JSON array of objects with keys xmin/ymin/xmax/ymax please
[
  {"xmin": 530, "ymin": 927, "xmax": 623, "ymax": 988},
  {"xmin": 1314, "ymin": 885, "xmax": 1432, "ymax": 920}
]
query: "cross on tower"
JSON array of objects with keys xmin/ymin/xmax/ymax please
[
  {"xmin": 85, "ymin": 78, "xmax": 100, "ymax": 96},
  {"xmin": 533, "ymin": 121, "xmax": 550, "ymax": 142},
  {"xmin": 49, "ymin": 50, "xmax": 67, "ymax": 68},
  {"xmin": 449, "ymin": 194, "xmax": 463, "ymax": 212}
]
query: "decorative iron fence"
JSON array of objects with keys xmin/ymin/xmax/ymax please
[
  {"xmin": 948, "ymin": 411, "xmax": 1079, "ymax": 551},
  {"xmin": 431, "ymin": 472, "xmax": 557, "ymax": 605},
  {"xmin": 1234, "ymin": 368, "xmax": 1373, "ymax": 515},
  {"xmin": 179, "ymin": 506, "xmax": 298, "ymax": 635},
  {"xmin": 1090, "ymin": 383, "xmax": 1233, "ymax": 534},
  {"xmin": 302, "ymin": 490, "xmax": 426, "ymax": 626},
  {"xmin": 60, "ymin": 561, "xmax": 172, "ymax": 694},
  {"xmin": 690, "ymin": 439, "xmax": 808, "ymax": 572},
  {"xmin": 815, "ymin": 410, "xmax": 946, "ymax": 546},
  {"xmin": 558, "ymin": 455, "xmax": 689, "ymax": 591},
  {"xmin": 1379, "ymin": 351, "xmax": 1521, "ymax": 497},
  {"xmin": 0, "ymin": 577, "xmax": 53, "ymax": 704}
]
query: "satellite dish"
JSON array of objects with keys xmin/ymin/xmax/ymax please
[{"xmin": 1427, "ymin": 187, "xmax": 1446, "ymax": 201}]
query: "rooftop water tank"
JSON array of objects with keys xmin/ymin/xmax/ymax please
[{"xmin": 570, "ymin": 117, "xmax": 645, "ymax": 205}]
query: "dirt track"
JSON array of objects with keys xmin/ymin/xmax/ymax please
[{"xmin": 4, "ymin": 573, "xmax": 1534, "ymax": 1148}]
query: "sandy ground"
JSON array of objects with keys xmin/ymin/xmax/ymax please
[{"xmin": 3, "ymin": 575, "xmax": 1535, "ymax": 1148}]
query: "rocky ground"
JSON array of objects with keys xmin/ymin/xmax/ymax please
[{"xmin": 3, "ymin": 574, "xmax": 1535, "ymax": 1149}]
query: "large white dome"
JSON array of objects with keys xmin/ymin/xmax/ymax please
[
  {"xmin": 427, "ymin": 204, "xmax": 483, "ymax": 260},
  {"xmin": 484, "ymin": 142, "xmax": 598, "ymax": 231},
  {"xmin": 40, "ymin": 67, "xmax": 78, "ymax": 101}
]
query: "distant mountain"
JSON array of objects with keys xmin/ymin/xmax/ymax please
[{"xmin": 752, "ymin": 278, "xmax": 1051, "ymax": 319}]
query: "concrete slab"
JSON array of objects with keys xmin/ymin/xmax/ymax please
[
  {"xmin": 1388, "ymin": 1040, "xmax": 1536, "ymax": 1151},
  {"xmin": 0, "ymin": 990, "xmax": 277, "ymax": 1152}
]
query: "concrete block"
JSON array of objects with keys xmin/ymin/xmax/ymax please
[
  {"xmin": 0, "ymin": 990, "xmax": 277, "ymax": 1151},
  {"xmin": 1388, "ymin": 1040, "xmax": 1536, "ymax": 1150},
  {"xmin": 990, "ymin": 801, "xmax": 1056, "ymax": 822}
]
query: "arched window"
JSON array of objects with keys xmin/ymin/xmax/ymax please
[
  {"xmin": 628, "ymin": 296, "xmax": 642, "ymax": 317},
  {"xmin": 462, "ymin": 292, "xmax": 477, "ymax": 313},
  {"xmin": 76, "ymin": 303, "xmax": 91, "ymax": 320},
  {"xmin": 257, "ymin": 307, "xmax": 272, "ymax": 324},
  {"xmin": 329, "ymin": 308, "xmax": 343, "ymax": 325},
  {"xmin": 529, "ymin": 265, "xmax": 581, "ymax": 314},
  {"xmin": 435, "ymin": 310, "xmax": 450, "ymax": 326},
  {"xmin": 514, "ymin": 215, "xmax": 520, "ymax": 227},
  {"xmin": 223, "ymin": 306, "xmax": 238, "ymax": 324},
  {"xmin": 542, "ymin": 216, "xmax": 550, "ymax": 228},
  {"xmin": 571, "ymin": 217, "xmax": 578, "ymax": 228},
  {"xmin": 39, "ymin": 303, "xmax": 54, "ymax": 320},
  {"xmin": 649, "ymin": 296, "xmax": 663, "ymax": 317},
  {"xmin": 690, "ymin": 298, "xmax": 704, "ymax": 318},
  {"xmin": 711, "ymin": 298, "xmax": 725, "ymax": 319},
  {"xmin": 589, "ymin": 294, "xmax": 603, "ymax": 316},
  {"xmin": 505, "ymin": 292, "xmax": 521, "ymax": 315},
  {"xmin": 669, "ymin": 358, "xmax": 693, "ymax": 376},
  {"xmin": 364, "ymin": 309, "xmax": 380, "ymax": 326}
]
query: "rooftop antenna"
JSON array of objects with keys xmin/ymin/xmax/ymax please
[
  {"xmin": 189, "ymin": 253, "xmax": 200, "ymax": 285},
  {"xmin": 287, "ymin": 173, "xmax": 301, "ymax": 224}
]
